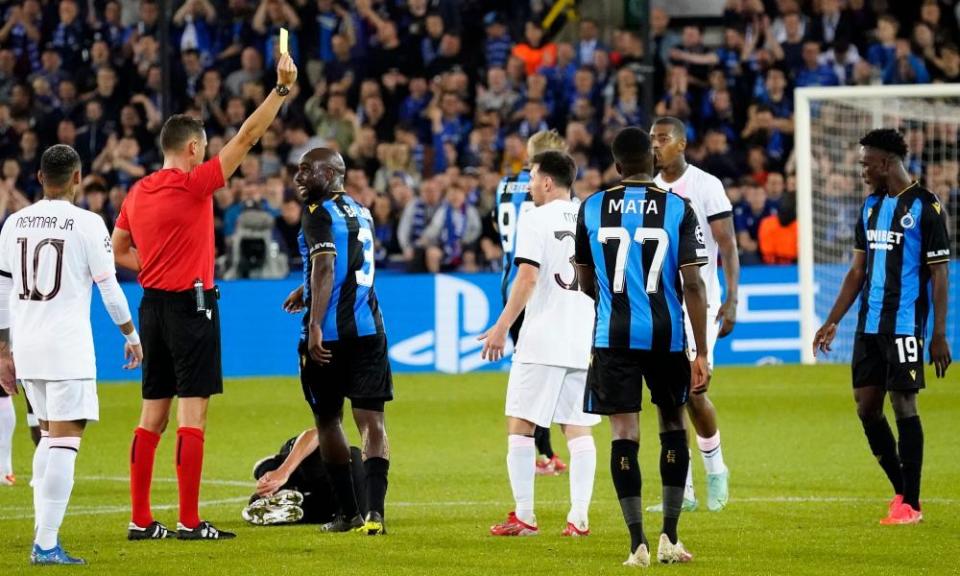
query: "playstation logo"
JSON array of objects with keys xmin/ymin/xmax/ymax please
[{"xmin": 389, "ymin": 275, "xmax": 512, "ymax": 373}]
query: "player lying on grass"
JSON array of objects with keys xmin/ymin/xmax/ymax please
[{"xmin": 244, "ymin": 429, "xmax": 367, "ymax": 526}]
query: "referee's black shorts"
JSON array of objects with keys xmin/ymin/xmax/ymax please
[{"xmin": 140, "ymin": 288, "xmax": 223, "ymax": 399}]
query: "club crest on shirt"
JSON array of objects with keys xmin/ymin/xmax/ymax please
[{"xmin": 900, "ymin": 212, "xmax": 915, "ymax": 230}]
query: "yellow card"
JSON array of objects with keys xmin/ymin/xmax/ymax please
[{"xmin": 279, "ymin": 28, "xmax": 289, "ymax": 55}]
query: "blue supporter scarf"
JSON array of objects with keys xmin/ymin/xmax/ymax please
[{"xmin": 441, "ymin": 203, "xmax": 467, "ymax": 263}]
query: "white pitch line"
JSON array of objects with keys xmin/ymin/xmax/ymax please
[
  {"xmin": 5, "ymin": 477, "xmax": 958, "ymax": 521},
  {"xmin": 388, "ymin": 496, "xmax": 959, "ymax": 506},
  {"xmin": 73, "ymin": 477, "xmax": 956, "ymax": 506},
  {"xmin": 0, "ymin": 497, "xmax": 249, "ymax": 521},
  {"xmin": 67, "ymin": 478, "xmax": 960, "ymax": 505},
  {"xmin": 77, "ymin": 475, "xmax": 252, "ymax": 487},
  {"xmin": 3, "ymin": 495, "xmax": 957, "ymax": 521},
  {"xmin": 729, "ymin": 496, "xmax": 958, "ymax": 504}
]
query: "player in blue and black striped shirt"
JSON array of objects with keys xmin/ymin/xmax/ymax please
[
  {"xmin": 287, "ymin": 148, "xmax": 393, "ymax": 536},
  {"xmin": 574, "ymin": 127, "xmax": 710, "ymax": 566},
  {"xmin": 496, "ymin": 169, "xmax": 532, "ymax": 308},
  {"xmin": 815, "ymin": 129, "xmax": 951, "ymax": 526}
]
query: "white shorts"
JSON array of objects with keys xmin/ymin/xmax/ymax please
[
  {"xmin": 505, "ymin": 363, "xmax": 601, "ymax": 428},
  {"xmin": 685, "ymin": 304, "xmax": 720, "ymax": 370},
  {"xmin": 21, "ymin": 379, "xmax": 99, "ymax": 422}
]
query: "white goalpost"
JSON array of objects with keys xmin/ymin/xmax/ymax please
[{"xmin": 796, "ymin": 84, "xmax": 960, "ymax": 365}]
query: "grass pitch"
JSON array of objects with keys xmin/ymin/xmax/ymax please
[{"xmin": 0, "ymin": 365, "xmax": 958, "ymax": 575}]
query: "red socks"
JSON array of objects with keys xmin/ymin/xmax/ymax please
[
  {"xmin": 132, "ymin": 426, "xmax": 207, "ymax": 529},
  {"xmin": 176, "ymin": 427, "xmax": 205, "ymax": 529},
  {"xmin": 130, "ymin": 427, "xmax": 160, "ymax": 527}
]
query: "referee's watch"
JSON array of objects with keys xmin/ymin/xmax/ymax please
[{"xmin": 275, "ymin": 84, "xmax": 290, "ymax": 97}]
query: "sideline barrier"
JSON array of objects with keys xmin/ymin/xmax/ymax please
[{"xmin": 91, "ymin": 263, "xmax": 959, "ymax": 380}]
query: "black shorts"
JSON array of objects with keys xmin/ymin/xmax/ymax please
[
  {"xmin": 852, "ymin": 333, "xmax": 925, "ymax": 392},
  {"xmin": 299, "ymin": 333, "xmax": 393, "ymax": 420},
  {"xmin": 140, "ymin": 288, "xmax": 223, "ymax": 400},
  {"xmin": 585, "ymin": 348, "xmax": 691, "ymax": 414}
]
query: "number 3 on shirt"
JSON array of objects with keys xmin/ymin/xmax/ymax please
[
  {"xmin": 895, "ymin": 336, "xmax": 919, "ymax": 364},
  {"xmin": 355, "ymin": 227, "xmax": 375, "ymax": 287},
  {"xmin": 598, "ymin": 226, "xmax": 668, "ymax": 294}
]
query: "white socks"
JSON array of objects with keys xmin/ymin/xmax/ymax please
[
  {"xmin": 32, "ymin": 432, "xmax": 50, "ymax": 528},
  {"xmin": 566, "ymin": 435, "xmax": 596, "ymax": 527},
  {"xmin": 0, "ymin": 396, "xmax": 14, "ymax": 477},
  {"xmin": 678, "ymin": 432, "xmax": 726, "ymax": 500},
  {"xmin": 698, "ymin": 431, "xmax": 727, "ymax": 476},
  {"xmin": 35, "ymin": 436, "xmax": 80, "ymax": 550},
  {"xmin": 506, "ymin": 434, "xmax": 536, "ymax": 524}
]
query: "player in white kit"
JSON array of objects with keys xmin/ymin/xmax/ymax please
[
  {"xmin": 0, "ymin": 145, "xmax": 143, "ymax": 565},
  {"xmin": 480, "ymin": 150, "xmax": 600, "ymax": 537},
  {"xmin": 648, "ymin": 118, "xmax": 740, "ymax": 512}
]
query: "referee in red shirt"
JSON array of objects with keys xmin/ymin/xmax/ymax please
[{"xmin": 112, "ymin": 53, "xmax": 298, "ymax": 541}]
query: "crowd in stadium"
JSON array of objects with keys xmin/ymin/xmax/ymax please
[{"xmin": 0, "ymin": 0, "xmax": 958, "ymax": 276}]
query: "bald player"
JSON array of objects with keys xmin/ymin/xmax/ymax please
[{"xmin": 285, "ymin": 148, "xmax": 392, "ymax": 535}]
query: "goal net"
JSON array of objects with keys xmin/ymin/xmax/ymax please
[{"xmin": 796, "ymin": 85, "xmax": 960, "ymax": 365}]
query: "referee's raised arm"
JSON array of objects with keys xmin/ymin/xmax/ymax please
[
  {"xmin": 114, "ymin": 51, "xmax": 299, "ymax": 542},
  {"xmin": 217, "ymin": 53, "xmax": 298, "ymax": 181}
]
